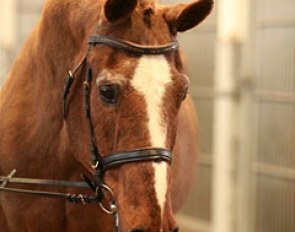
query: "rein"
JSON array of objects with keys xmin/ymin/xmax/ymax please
[
  {"xmin": 0, "ymin": 34, "xmax": 178, "ymax": 231},
  {"xmin": 0, "ymin": 169, "xmax": 98, "ymax": 204}
]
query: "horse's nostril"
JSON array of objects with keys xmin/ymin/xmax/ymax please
[
  {"xmin": 131, "ymin": 230, "xmax": 145, "ymax": 232},
  {"xmin": 132, "ymin": 228, "xmax": 178, "ymax": 232},
  {"xmin": 172, "ymin": 228, "xmax": 179, "ymax": 232}
]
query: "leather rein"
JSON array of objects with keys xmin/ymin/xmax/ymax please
[{"xmin": 0, "ymin": 34, "xmax": 179, "ymax": 230}]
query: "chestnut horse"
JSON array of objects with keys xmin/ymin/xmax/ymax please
[{"xmin": 0, "ymin": 0, "xmax": 212, "ymax": 231}]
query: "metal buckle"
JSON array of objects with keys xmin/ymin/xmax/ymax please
[
  {"xmin": 78, "ymin": 194, "xmax": 86, "ymax": 204},
  {"xmin": 68, "ymin": 70, "xmax": 74, "ymax": 78},
  {"xmin": 92, "ymin": 161, "xmax": 99, "ymax": 169},
  {"xmin": 83, "ymin": 81, "xmax": 89, "ymax": 88},
  {"xmin": 0, "ymin": 169, "xmax": 17, "ymax": 188}
]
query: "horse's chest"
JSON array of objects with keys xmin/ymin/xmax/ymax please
[{"xmin": 1, "ymin": 196, "xmax": 112, "ymax": 231}]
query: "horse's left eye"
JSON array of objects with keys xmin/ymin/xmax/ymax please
[
  {"xmin": 179, "ymin": 89, "xmax": 188, "ymax": 102},
  {"xmin": 99, "ymin": 84, "xmax": 120, "ymax": 104}
]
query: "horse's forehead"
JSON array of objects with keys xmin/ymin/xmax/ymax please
[
  {"xmin": 101, "ymin": 2, "xmax": 171, "ymax": 45},
  {"xmin": 131, "ymin": 55, "xmax": 172, "ymax": 88}
]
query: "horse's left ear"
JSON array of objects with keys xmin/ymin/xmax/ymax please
[
  {"xmin": 104, "ymin": 0, "xmax": 138, "ymax": 24},
  {"xmin": 165, "ymin": 0, "xmax": 214, "ymax": 33}
]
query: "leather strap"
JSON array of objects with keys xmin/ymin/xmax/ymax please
[
  {"xmin": 89, "ymin": 35, "xmax": 179, "ymax": 55},
  {"xmin": 0, "ymin": 170, "xmax": 98, "ymax": 204},
  {"xmin": 0, "ymin": 186, "xmax": 99, "ymax": 204}
]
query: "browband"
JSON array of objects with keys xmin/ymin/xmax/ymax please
[{"xmin": 89, "ymin": 35, "xmax": 179, "ymax": 55}]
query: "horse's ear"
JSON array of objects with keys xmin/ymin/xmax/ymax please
[
  {"xmin": 104, "ymin": 0, "xmax": 138, "ymax": 24},
  {"xmin": 165, "ymin": 0, "xmax": 213, "ymax": 33}
]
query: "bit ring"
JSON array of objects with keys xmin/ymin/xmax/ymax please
[{"xmin": 98, "ymin": 184, "xmax": 117, "ymax": 215}]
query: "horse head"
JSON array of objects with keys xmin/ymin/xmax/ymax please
[{"xmin": 64, "ymin": 0, "xmax": 213, "ymax": 231}]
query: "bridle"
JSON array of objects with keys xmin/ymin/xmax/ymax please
[{"xmin": 0, "ymin": 34, "xmax": 179, "ymax": 231}]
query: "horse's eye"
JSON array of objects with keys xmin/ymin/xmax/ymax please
[
  {"xmin": 179, "ymin": 89, "xmax": 188, "ymax": 102},
  {"xmin": 99, "ymin": 85, "xmax": 120, "ymax": 104}
]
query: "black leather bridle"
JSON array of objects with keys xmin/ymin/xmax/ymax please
[
  {"xmin": 65, "ymin": 34, "xmax": 178, "ymax": 197},
  {"xmin": 0, "ymin": 34, "xmax": 179, "ymax": 230}
]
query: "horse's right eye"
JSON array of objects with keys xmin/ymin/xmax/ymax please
[
  {"xmin": 179, "ymin": 90, "xmax": 187, "ymax": 102},
  {"xmin": 179, "ymin": 88, "xmax": 188, "ymax": 102},
  {"xmin": 99, "ymin": 84, "xmax": 120, "ymax": 104}
]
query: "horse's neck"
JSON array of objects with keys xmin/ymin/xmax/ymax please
[{"xmin": 0, "ymin": 1, "xmax": 99, "ymax": 177}]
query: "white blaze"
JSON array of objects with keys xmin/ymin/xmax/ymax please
[{"xmin": 131, "ymin": 55, "xmax": 171, "ymax": 217}]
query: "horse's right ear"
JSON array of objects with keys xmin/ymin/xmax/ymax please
[
  {"xmin": 104, "ymin": 0, "xmax": 138, "ymax": 24},
  {"xmin": 165, "ymin": 0, "xmax": 213, "ymax": 33}
]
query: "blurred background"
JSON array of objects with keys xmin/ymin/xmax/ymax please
[{"xmin": 0, "ymin": 1, "xmax": 294, "ymax": 232}]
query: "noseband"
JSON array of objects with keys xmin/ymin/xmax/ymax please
[{"xmin": 0, "ymin": 34, "xmax": 179, "ymax": 229}]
